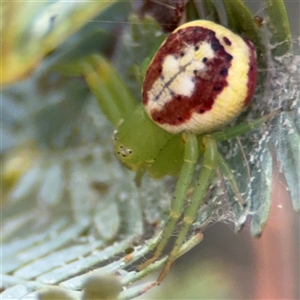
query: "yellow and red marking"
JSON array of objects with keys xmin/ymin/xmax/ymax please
[{"xmin": 142, "ymin": 20, "xmax": 257, "ymax": 134}]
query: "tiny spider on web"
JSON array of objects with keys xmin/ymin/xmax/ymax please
[{"xmin": 112, "ymin": 20, "xmax": 281, "ymax": 284}]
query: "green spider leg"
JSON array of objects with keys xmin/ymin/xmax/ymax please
[
  {"xmin": 139, "ymin": 132, "xmax": 198, "ymax": 270},
  {"xmin": 157, "ymin": 134, "xmax": 218, "ymax": 283},
  {"xmin": 139, "ymin": 109, "xmax": 281, "ymax": 283}
]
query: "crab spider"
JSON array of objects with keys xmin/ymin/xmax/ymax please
[{"xmin": 87, "ymin": 20, "xmax": 280, "ymax": 284}]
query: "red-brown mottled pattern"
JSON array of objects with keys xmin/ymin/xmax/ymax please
[
  {"xmin": 142, "ymin": 26, "xmax": 235, "ymax": 126},
  {"xmin": 244, "ymin": 39, "xmax": 257, "ymax": 106},
  {"xmin": 223, "ymin": 36, "xmax": 232, "ymax": 46}
]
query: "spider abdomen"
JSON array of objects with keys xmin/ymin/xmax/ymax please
[{"xmin": 142, "ymin": 20, "xmax": 257, "ymax": 134}]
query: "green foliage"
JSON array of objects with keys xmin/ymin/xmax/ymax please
[
  {"xmin": 2, "ymin": 0, "xmax": 299, "ymax": 299},
  {"xmin": 203, "ymin": 0, "xmax": 221, "ymax": 23},
  {"xmin": 1, "ymin": 1, "xmax": 118, "ymax": 86},
  {"xmin": 264, "ymin": 0, "xmax": 292, "ymax": 56},
  {"xmin": 79, "ymin": 55, "xmax": 136, "ymax": 127},
  {"xmin": 271, "ymin": 112, "xmax": 300, "ymax": 212},
  {"xmin": 112, "ymin": 14, "xmax": 167, "ymax": 98},
  {"xmin": 222, "ymin": 0, "xmax": 266, "ymax": 68}
]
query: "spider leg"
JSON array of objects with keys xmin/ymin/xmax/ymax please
[
  {"xmin": 217, "ymin": 152, "xmax": 247, "ymax": 207},
  {"xmin": 141, "ymin": 110, "xmax": 281, "ymax": 280},
  {"xmin": 138, "ymin": 132, "xmax": 198, "ymax": 270},
  {"xmin": 210, "ymin": 109, "xmax": 282, "ymax": 207},
  {"xmin": 157, "ymin": 135, "xmax": 218, "ymax": 284},
  {"xmin": 212, "ymin": 108, "xmax": 282, "ymax": 142}
]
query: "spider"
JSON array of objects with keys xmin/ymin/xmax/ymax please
[{"xmin": 91, "ymin": 20, "xmax": 280, "ymax": 284}]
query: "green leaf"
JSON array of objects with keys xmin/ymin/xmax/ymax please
[
  {"xmin": 222, "ymin": 0, "xmax": 267, "ymax": 70},
  {"xmin": 10, "ymin": 166, "xmax": 42, "ymax": 202},
  {"xmin": 38, "ymin": 164, "xmax": 64, "ymax": 205},
  {"xmin": 113, "ymin": 15, "xmax": 167, "ymax": 98},
  {"xmin": 272, "ymin": 112, "xmax": 300, "ymax": 211},
  {"xmin": 250, "ymin": 139, "xmax": 273, "ymax": 236},
  {"xmin": 2, "ymin": 1, "xmax": 118, "ymax": 86},
  {"xmin": 186, "ymin": 0, "xmax": 220, "ymax": 23},
  {"xmin": 185, "ymin": 0, "xmax": 201, "ymax": 22},
  {"xmin": 264, "ymin": 0, "xmax": 292, "ymax": 56},
  {"xmin": 80, "ymin": 55, "xmax": 136, "ymax": 126},
  {"xmin": 201, "ymin": 0, "xmax": 221, "ymax": 23}
]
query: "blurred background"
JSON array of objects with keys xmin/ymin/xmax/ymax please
[{"xmin": 2, "ymin": 1, "xmax": 299, "ymax": 299}]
